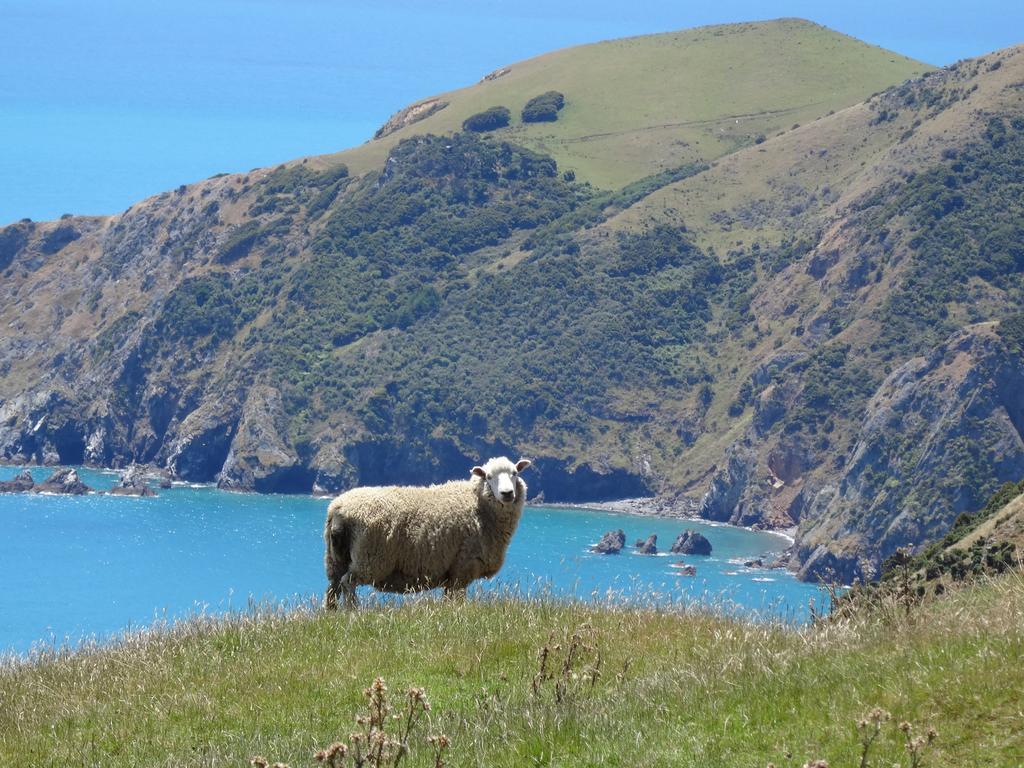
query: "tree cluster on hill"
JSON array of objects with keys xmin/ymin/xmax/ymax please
[
  {"xmin": 521, "ymin": 91, "xmax": 565, "ymax": 123},
  {"xmin": 462, "ymin": 106, "xmax": 512, "ymax": 132}
]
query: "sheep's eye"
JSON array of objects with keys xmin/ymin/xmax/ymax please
[{"xmin": 512, "ymin": 471, "xmax": 518, "ymax": 477}]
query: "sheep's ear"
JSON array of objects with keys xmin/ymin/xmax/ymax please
[
  {"xmin": 515, "ymin": 459, "xmax": 532, "ymax": 472},
  {"xmin": 471, "ymin": 466, "xmax": 486, "ymax": 478}
]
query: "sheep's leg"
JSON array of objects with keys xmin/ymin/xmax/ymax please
[
  {"xmin": 338, "ymin": 572, "xmax": 360, "ymax": 608},
  {"xmin": 443, "ymin": 575, "xmax": 471, "ymax": 601},
  {"xmin": 338, "ymin": 547, "xmax": 376, "ymax": 609},
  {"xmin": 324, "ymin": 519, "xmax": 353, "ymax": 611},
  {"xmin": 325, "ymin": 556, "xmax": 346, "ymax": 611},
  {"xmin": 443, "ymin": 585, "xmax": 468, "ymax": 601}
]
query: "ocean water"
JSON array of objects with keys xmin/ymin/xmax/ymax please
[{"xmin": 0, "ymin": 466, "xmax": 826, "ymax": 654}]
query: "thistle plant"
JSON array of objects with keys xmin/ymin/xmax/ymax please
[
  {"xmin": 857, "ymin": 707, "xmax": 890, "ymax": 767},
  {"xmin": 531, "ymin": 623, "xmax": 602, "ymax": 704},
  {"xmin": 254, "ymin": 677, "xmax": 444, "ymax": 768},
  {"xmin": 773, "ymin": 708, "xmax": 936, "ymax": 768}
]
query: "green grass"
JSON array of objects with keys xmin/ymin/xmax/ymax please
[
  {"xmin": 324, "ymin": 19, "xmax": 931, "ymax": 189},
  {"xmin": 2, "ymin": 575, "xmax": 1023, "ymax": 767}
]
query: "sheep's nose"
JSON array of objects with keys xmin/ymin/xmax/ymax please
[{"xmin": 501, "ymin": 490, "xmax": 515, "ymax": 501}]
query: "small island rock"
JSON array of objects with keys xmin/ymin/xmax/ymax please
[
  {"xmin": 591, "ymin": 529, "xmax": 626, "ymax": 554},
  {"xmin": 108, "ymin": 465, "xmax": 157, "ymax": 497},
  {"xmin": 35, "ymin": 468, "xmax": 91, "ymax": 495},
  {"xmin": 635, "ymin": 534, "xmax": 658, "ymax": 555},
  {"xmin": 670, "ymin": 530, "xmax": 713, "ymax": 556},
  {"xmin": 670, "ymin": 562, "xmax": 698, "ymax": 576},
  {"xmin": 0, "ymin": 470, "xmax": 36, "ymax": 493}
]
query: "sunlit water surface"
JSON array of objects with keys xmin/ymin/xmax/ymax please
[{"xmin": 0, "ymin": 466, "xmax": 825, "ymax": 654}]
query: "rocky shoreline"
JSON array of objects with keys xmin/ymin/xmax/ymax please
[
  {"xmin": 544, "ymin": 495, "xmax": 797, "ymax": 570},
  {"xmin": 541, "ymin": 495, "xmax": 700, "ymax": 519},
  {"xmin": 541, "ymin": 496, "xmax": 796, "ymax": 538},
  {"xmin": 0, "ymin": 464, "xmax": 167, "ymax": 497}
]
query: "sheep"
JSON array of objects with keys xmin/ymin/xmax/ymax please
[{"xmin": 324, "ymin": 456, "xmax": 532, "ymax": 608}]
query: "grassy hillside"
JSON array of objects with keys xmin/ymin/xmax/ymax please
[
  {"xmin": 326, "ymin": 19, "xmax": 931, "ymax": 189},
  {"xmin": 2, "ymin": 576, "xmax": 1023, "ymax": 766}
]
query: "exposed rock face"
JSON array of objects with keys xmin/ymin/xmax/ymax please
[
  {"xmin": 530, "ymin": 457, "xmax": 653, "ymax": 502},
  {"xmin": 374, "ymin": 99, "xmax": 448, "ymax": 139},
  {"xmin": 698, "ymin": 446, "xmax": 756, "ymax": 523},
  {"xmin": 163, "ymin": 397, "xmax": 240, "ymax": 482},
  {"xmin": 481, "ymin": 67, "xmax": 511, "ymax": 82},
  {"xmin": 108, "ymin": 464, "xmax": 157, "ymax": 497},
  {"xmin": 0, "ymin": 470, "xmax": 35, "ymax": 493},
  {"xmin": 670, "ymin": 562, "xmax": 697, "ymax": 576},
  {"xmin": 670, "ymin": 530, "xmax": 713, "ymax": 556},
  {"xmin": 795, "ymin": 325, "xmax": 1024, "ymax": 583},
  {"xmin": 35, "ymin": 468, "xmax": 91, "ymax": 495},
  {"xmin": 218, "ymin": 385, "xmax": 311, "ymax": 493},
  {"xmin": 591, "ymin": 529, "xmax": 626, "ymax": 554},
  {"xmin": 635, "ymin": 534, "xmax": 658, "ymax": 555}
]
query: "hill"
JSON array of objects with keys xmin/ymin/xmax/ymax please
[
  {"xmin": 325, "ymin": 18, "xmax": 929, "ymax": 190},
  {"xmin": 1, "ymin": 576, "xmax": 1022, "ymax": 765},
  {"xmin": 1, "ymin": 21, "xmax": 1023, "ymax": 582}
]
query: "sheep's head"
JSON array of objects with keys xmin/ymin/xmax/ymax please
[{"xmin": 472, "ymin": 457, "xmax": 531, "ymax": 504}]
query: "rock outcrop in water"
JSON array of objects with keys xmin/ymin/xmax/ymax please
[
  {"xmin": 35, "ymin": 468, "xmax": 91, "ymax": 495},
  {"xmin": 635, "ymin": 534, "xmax": 658, "ymax": 555},
  {"xmin": 0, "ymin": 470, "xmax": 35, "ymax": 493},
  {"xmin": 108, "ymin": 465, "xmax": 157, "ymax": 497},
  {"xmin": 591, "ymin": 529, "xmax": 626, "ymax": 554},
  {"xmin": 670, "ymin": 530, "xmax": 713, "ymax": 556}
]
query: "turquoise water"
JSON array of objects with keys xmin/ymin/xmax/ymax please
[{"xmin": 0, "ymin": 466, "xmax": 823, "ymax": 655}]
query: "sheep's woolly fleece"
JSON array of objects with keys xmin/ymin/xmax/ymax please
[{"xmin": 324, "ymin": 457, "xmax": 530, "ymax": 605}]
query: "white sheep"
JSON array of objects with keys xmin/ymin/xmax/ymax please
[{"xmin": 323, "ymin": 456, "xmax": 532, "ymax": 608}]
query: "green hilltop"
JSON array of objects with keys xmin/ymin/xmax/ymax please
[{"xmin": 327, "ymin": 18, "xmax": 931, "ymax": 188}]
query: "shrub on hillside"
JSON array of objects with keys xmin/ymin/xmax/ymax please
[
  {"xmin": 522, "ymin": 91, "xmax": 565, "ymax": 123},
  {"xmin": 462, "ymin": 106, "xmax": 511, "ymax": 132},
  {"xmin": 998, "ymin": 313, "xmax": 1024, "ymax": 353}
]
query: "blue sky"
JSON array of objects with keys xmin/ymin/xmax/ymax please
[{"xmin": 2, "ymin": 0, "xmax": 1022, "ymax": 224}]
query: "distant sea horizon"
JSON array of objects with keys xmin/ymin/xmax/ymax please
[{"xmin": 3, "ymin": 0, "xmax": 1022, "ymax": 225}]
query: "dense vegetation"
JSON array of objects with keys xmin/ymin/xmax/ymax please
[
  {"xmin": 462, "ymin": 106, "xmax": 512, "ymax": 132},
  {"xmin": 521, "ymin": 91, "xmax": 565, "ymax": 123},
  {"xmin": 135, "ymin": 133, "xmax": 735, "ymax": 462},
  {"xmin": 896, "ymin": 480, "xmax": 1022, "ymax": 585},
  {"xmin": 869, "ymin": 115, "xmax": 1024, "ymax": 358},
  {"xmin": 2, "ymin": 575, "xmax": 1021, "ymax": 765}
]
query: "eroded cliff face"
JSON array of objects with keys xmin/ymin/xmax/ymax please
[{"xmin": 795, "ymin": 325, "xmax": 1024, "ymax": 582}]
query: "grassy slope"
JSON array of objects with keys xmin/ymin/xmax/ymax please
[
  {"xmin": 323, "ymin": 19, "xmax": 931, "ymax": 190},
  {"xmin": 954, "ymin": 492, "xmax": 1024, "ymax": 552},
  {"xmin": 2, "ymin": 577, "xmax": 1023, "ymax": 766}
]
